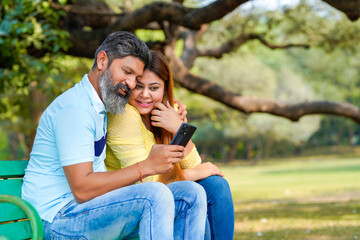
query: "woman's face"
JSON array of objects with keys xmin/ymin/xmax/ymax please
[{"xmin": 129, "ymin": 69, "xmax": 165, "ymax": 116}]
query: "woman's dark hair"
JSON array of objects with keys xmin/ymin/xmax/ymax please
[{"xmin": 148, "ymin": 50, "xmax": 185, "ymax": 184}]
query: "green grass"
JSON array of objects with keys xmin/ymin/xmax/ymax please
[{"xmin": 220, "ymin": 156, "xmax": 360, "ymax": 240}]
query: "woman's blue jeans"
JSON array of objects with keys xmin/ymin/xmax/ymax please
[
  {"xmin": 197, "ymin": 176, "xmax": 235, "ymax": 240},
  {"xmin": 42, "ymin": 181, "xmax": 207, "ymax": 240}
]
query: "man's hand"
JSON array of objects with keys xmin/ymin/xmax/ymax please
[
  {"xmin": 174, "ymin": 99, "xmax": 188, "ymax": 123},
  {"xmin": 62, "ymin": 145, "xmax": 184, "ymax": 203},
  {"xmin": 141, "ymin": 144, "xmax": 185, "ymax": 175}
]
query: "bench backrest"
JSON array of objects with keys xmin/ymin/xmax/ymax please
[{"xmin": 0, "ymin": 160, "xmax": 43, "ymax": 239}]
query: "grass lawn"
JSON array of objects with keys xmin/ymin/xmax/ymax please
[{"xmin": 220, "ymin": 154, "xmax": 360, "ymax": 240}]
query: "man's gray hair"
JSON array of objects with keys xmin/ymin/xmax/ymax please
[{"xmin": 92, "ymin": 31, "xmax": 151, "ymax": 69}]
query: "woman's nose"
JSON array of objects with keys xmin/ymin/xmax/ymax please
[{"xmin": 140, "ymin": 88, "xmax": 150, "ymax": 98}]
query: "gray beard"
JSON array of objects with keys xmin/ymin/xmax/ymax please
[{"xmin": 99, "ymin": 68, "xmax": 130, "ymax": 114}]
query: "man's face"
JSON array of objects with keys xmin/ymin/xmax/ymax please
[{"xmin": 99, "ymin": 56, "xmax": 145, "ymax": 114}]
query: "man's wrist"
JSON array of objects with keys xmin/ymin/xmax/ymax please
[
  {"xmin": 138, "ymin": 160, "xmax": 155, "ymax": 178},
  {"xmin": 172, "ymin": 120, "xmax": 183, "ymax": 134}
]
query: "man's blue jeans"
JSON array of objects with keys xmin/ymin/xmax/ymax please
[
  {"xmin": 197, "ymin": 176, "xmax": 235, "ymax": 240},
  {"xmin": 42, "ymin": 181, "xmax": 207, "ymax": 240}
]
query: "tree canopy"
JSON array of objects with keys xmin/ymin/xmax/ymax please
[
  {"xmin": 1, "ymin": 0, "xmax": 360, "ymax": 158},
  {"xmin": 2, "ymin": 0, "xmax": 360, "ymax": 122}
]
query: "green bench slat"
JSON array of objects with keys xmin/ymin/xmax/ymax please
[
  {"xmin": 0, "ymin": 220, "xmax": 32, "ymax": 240},
  {"xmin": 0, "ymin": 160, "xmax": 28, "ymax": 178},
  {"xmin": 0, "ymin": 202, "xmax": 27, "ymax": 222},
  {"xmin": 0, "ymin": 179, "xmax": 23, "ymax": 196},
  {"xmin": 0, "ymin": 160, "xmax": 44, "ymax": 239}
]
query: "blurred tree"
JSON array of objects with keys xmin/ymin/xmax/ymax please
[
  {"xmin": 187, "ymin": 42, "xmax": 323, "ymax": 161},
  {"xmin": 2, "ymin": 0, "xmax": 360, "ymax": 121},
  {"xmin": 0, "ymin": 0, "xmax": 70, "ymax": 156},
  {"xmin": 1, "ymin": 0, "xmax": 360, "ymax": 157}
]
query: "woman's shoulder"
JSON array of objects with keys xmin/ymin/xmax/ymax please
[
  {"xmin": 127, "ymin": 104, "xmax": 142, "ymax": 115},
  {"xmin": 108, "ymin": 104, "xmax": 141, "ymax": 122},
  {"xmin": 107, "ymin": 104, "xmax": 143, "ymax": 132}
]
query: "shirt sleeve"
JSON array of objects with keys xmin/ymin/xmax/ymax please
[
  {"xmin": 53, "ymin": 106, "xmax": 95, "ymax": 166},
  {"xmin": 106, "ymin": 105, "xmax": 150, "ymax": 170},
  {"xmin": 180, "ymin": 144, "xmax": 202, "ymax": 169}
]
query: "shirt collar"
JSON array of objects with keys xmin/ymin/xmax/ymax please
[{"xmin": 81, "ymin": 74, "xmax": 106, "ymax": 114}]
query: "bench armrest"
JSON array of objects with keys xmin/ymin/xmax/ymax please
[{"xmin": 0, "ymin": 195, "xmax": 44, "ymax": 240}]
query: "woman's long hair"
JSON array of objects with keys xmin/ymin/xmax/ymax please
[{"xmin": 148, "ymin": 50, "xmax": 185, "ymax": 184}]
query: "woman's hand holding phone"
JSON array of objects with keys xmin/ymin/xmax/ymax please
[{"xmin": 151, "ymin": 101, "xmax": 195, "ymax": 157}]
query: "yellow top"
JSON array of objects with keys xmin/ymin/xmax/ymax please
[{"xmin": 105, "ymin": 104, "xmax": 201, "ymax": 182}]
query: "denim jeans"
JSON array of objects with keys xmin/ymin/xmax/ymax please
[
  {"xmin": 43, "ymin": 181, "xmax": 207, "ymax": 240},
  {"xmin": 197, "ymin": 176, "xmax": 235, "ymax": 240}
]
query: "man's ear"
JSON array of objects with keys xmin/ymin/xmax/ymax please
[{"xmin": 96, "ymin": 51, "xmax": 109, "ymax": 71}]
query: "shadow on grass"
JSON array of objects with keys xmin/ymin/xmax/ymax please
[
  {"xmin": 234, "ymin": 225, "xmax": 360, "ymax": 240},
  {"xmin": 235, "ymin": 200, "xmax": 360, "ymax": 221}
]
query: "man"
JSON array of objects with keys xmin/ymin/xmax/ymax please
[{"xmin": 22, "ymin": 31, "xmax": 206, "ymax": 239}]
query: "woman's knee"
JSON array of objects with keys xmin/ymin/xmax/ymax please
[
  {"xmin": 188, "ymin": 181, "xmax": 207, "ymax": 205},
  {"xmin": 202, "ymin": 175, "xmax": 229, "ymax": 187},
  {"xmin": 197, "ymin": 176, "xmax": 232, "ymax": 201},
  {"xmin": 169, "ymin": 181, "xmax": 207, "ymax": 207}
]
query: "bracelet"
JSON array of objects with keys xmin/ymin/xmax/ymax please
[{"xmin": 136, "ymin": 162, "xmax": 143, "ymax": 183}]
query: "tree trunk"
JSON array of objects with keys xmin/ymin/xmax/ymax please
[
  {"xmin": 8, "ymin": 132, "xmax": 19, "ymax": 160},
  {"xmin": 27, "ymin": 82, "xmax": 48, "ymax": 157},
  {"xmin": 227, "ymin": 140, "xmax": 240, "ymax": 163},
  {"xmin": 221, "ymin": 146, "xmax": 227, "ymax": 163},
  {"xmin": 243, "ymin": 140, "xmax": 253, "ymax": 160},
  {"xmin": 348, "ymin": 128, "xmax": 355, "ymax": 145}
]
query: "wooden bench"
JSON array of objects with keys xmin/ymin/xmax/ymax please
[{"xmin": 0, "ymin": 160, "xmax": 44, "ymax": 240}]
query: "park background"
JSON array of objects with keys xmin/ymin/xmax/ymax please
[{"xmin": 1, "ymin": 0, "xmax": 360, "ymax": 239}]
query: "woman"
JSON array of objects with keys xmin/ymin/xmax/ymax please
[{"xmin": 105, "ymin": 50, "xmax": 234, "ymax": 239}]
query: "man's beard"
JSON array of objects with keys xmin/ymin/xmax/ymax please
[{"xmin": 99, "ymin": 68, "xmax": 131, "ymax": 114}]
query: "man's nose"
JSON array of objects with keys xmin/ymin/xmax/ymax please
[{"xmin": 126, "ymin": 77, "xmax": 136, "ymax": 90}]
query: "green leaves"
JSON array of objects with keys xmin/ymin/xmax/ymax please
[
  {"xmin": 0, "ymin": 1, "xmax": 73, "ymax": 158},
  {"xmin": 0, "ymin": 0, "xmax": 70, "ymax": 90}
]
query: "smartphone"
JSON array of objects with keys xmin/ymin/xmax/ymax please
[{"xmin": 170, "ymin": 123, "xmax": 197, "ymax": 147}]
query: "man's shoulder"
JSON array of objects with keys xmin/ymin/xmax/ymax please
[
  {"xmin": 39, "ymin": 82, "xmax": 96, "ymax": 130},
  {"xmin": 49, "ymin": 82, "xmax": 91, "ymax": 113}
]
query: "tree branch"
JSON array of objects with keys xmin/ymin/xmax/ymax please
[
  {"xmin": 49, "ymin": 0, "xmax": 118, "ymax": 16},
  {"xmin": 322, "ymin": 0, "xmax": 360, "ymax": 21},
  {"xmin": 55, "ymin": 0, "xmax": 246, "ymax": 31},
  {"xmin": 44, "ymin": 0, "xmax": 360, "ymax": 124},
  {"xmin": 50, "ymin": 0, "xmax": 247, "ymax": 58},
  {"xmin": 180, "ymin": 32, "xmax": 309, "ymax": 69},
  {"xmin": 182, "ymin": 0, "xmax": 248, "ymax": 28},
  {"xmin": 198, "ymin": 34, "xmax": 309, "ymax": 59},
  {"xmin": 166, "ymin": 47, "xmax": 360, "ymax": 124}
]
